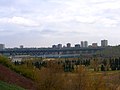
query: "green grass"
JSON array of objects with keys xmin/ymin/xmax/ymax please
[{"xmin": 0, "ymin": 81, "xmax": 25, "ymax": 90}]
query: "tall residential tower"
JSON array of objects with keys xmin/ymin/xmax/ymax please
[
  {"xmin": 0, "ymin": 44, "xmax": 5, "ymax": 50},
  {"xmin": 101, "ymin": 40, "xmax": 108, "ymax": 47},
  {"xmin": 81, "ymin": 41, "xmax": 88, "ymax": 48}
]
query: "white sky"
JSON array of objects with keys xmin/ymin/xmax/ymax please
[{"xmin": 0, "ymin": 0, "xmax": 120, "ymax": 47}]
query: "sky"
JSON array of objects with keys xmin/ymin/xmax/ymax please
[{"xmin": 0, "ymin": 0, "xmax": 120, "ymax": 48}]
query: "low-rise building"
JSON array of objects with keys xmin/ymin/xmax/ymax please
[
  {"xmin": 92, "ymin": 43, "xmax": 98, "ymax": 47},
  {"xmin": 75, "ymin": 44, "xmax": 80, "ymax": 48}
]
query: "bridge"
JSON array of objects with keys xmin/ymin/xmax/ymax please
[{"xmin": 0, "ymin": 47, "xmax": 104, "ymax": 58}]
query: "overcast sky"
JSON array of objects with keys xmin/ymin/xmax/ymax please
[{"xmin": 0, "ymin": 0, "xmax": 120, "ymax": 48}]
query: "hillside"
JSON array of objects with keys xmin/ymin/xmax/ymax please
[
  {"xmin": 0, "ymin": 81, "xmax": 25, "ymax": 90},
  {"xmin": 0, "ymin": 64, "xmax": 37, "ymax": 90}
]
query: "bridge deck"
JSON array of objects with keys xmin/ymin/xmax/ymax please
[{"xmin": 0, "ymin": 47, "xmax": 104, "ymax": 58}]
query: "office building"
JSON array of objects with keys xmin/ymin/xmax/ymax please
[{"xmin": 101, "ymin": 40, "xmax": 108, "ymax": 47}]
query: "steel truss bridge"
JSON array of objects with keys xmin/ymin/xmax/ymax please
[{"xmin": 0, "ymin": 47, "xmax": 104, "ymax": 58}]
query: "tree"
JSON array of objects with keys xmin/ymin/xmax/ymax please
[
  {"xmin": 92, "ymin": 58, "xmax": 100, "ymax": 71},
  {"xmin": 35, "ymin": 60, "xmax": 64, "ymax": 90},
  {"xmin": 72, "ymin": 65, "xmax": 90, "ymax": 90}
]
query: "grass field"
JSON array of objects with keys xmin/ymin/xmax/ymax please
[{"xmin": 0, "ymin": 81, "xmax": 25, "ymax": 90}]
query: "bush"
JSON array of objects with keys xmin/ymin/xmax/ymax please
[{"xmin": 0, "ymin": 56, "xmax": 13, "ymax": 68}]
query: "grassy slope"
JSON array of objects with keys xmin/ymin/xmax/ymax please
[
  {"xmin": 0, "ymin": 64, "xmax": 36, "ymax": 89},
  {"xmin": 0, "ymin": 81, "xmax": 25, "ymax": 90}
]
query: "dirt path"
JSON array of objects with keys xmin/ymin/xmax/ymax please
[{"xmin": 0, "ymin": 64, "xmax": 37, "ymax": 90}]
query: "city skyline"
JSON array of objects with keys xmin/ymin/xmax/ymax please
[
  {"xmin": 1, "ymin": 39, "xmax": 109, "ymax": 48},
  {"xmin": 0, "ymin": 0, "xmax": 120, "ymax": 47}
]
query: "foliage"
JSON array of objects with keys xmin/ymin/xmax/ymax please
[
  {"xmin": 0, "ymin": 55, "xmax": 120, "ymax": 90},
  {"xmin": 96, "ymin": 46, "xmax": 120, "ymax": 58},
  {"xmin": 34, "ymin": 61, "xmax": 64, "ymax": 90},
  {"xmin": 0, "ymin": 56, "xmax": 35, "ymax": 80},
  {"xmin": 13, "ymin": 65, "xmax": 34, "ymax": 79},
  {"xmin": 0, "ymin": 55, "xmax": 13, "ymax": 68}
]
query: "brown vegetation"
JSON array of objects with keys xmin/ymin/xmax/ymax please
[{"xmin": 0, "ymin": 55, "xmax": 120, "ymax": 90}]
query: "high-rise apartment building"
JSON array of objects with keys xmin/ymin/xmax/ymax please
[
  {"xmin": 81, "ymin": 41, "xmax": 84, "ymax": 47},
  {"xmin": 101, "ymin": 40, "xmax": 108, "ymax": 47},
  {"xmin": 0, "ymin": 44, "xmax": 5, "ymax": 50},
  {"xmin": 81, "ymin": 41, "xmax": 88, "ymax": 48},
  {"xmin": 84, "ymin": 41, "xmax": 88, "ymax": 47}
]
